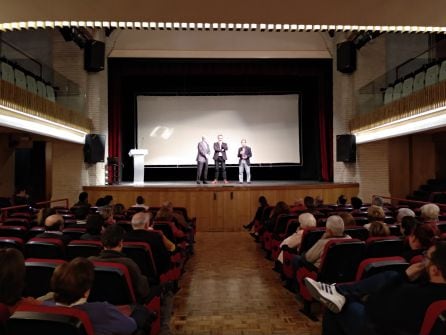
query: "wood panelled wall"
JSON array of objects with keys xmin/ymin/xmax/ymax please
[
  {"xmin": 389, "ymin": 132, "xmax": 437, "ymax": 200},
  {"xmin": 84, "ymin": 183, "xmax": 359, "ymax": 232}
]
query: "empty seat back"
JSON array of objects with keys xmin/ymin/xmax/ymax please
[
  {"xmin": 299, "ymin": 227, "xmax": 326, "ymax": 254},
  {"xmin": 36, "ymin": 80, "xmax": 46, "ymax": 97},
  {"xmin": 392, "ymin": 81, "xmax": 403, "ymax": 101},
  {"xmin": 123, "ymin": 241, "xmax": 159, "ymax": 285},
  {"xmin": 0, "ymin": 225, "xmax": 28, "ymax": 240},
  {"xmin": 24, "ymin": 258, "xmax": 66, "ymax": 298},
  {"xmin": 14, "ymin": 69, "xmax": 27, "ymax": 89},
  {"xmin": 88, "ymin": 261, "xmax": 136, "ymax": 305},
  {"xmin": 425, "ymin": 64, "xmax": 439, "ymax": 86},
  {"xmin": 383, "ymin": 86, "xmax": 393, "ymax": 104},
  {"xmin": 66, "ymin": 240, "xmax": 102, "ymax": 260},
  {"xmin": 25, "ymin": 237, "xmax": 65, "ymax": 259},
  {"xmin": 439, "ymin": 60, "xmax": 446, "ymax": 82},
  {"xmin": 0, "ymin": 61, "xmax": 14, "ymax": 84},
  {"xmin": 355, "ymin": 256, "xmax": 409, "ymax": 280},
  {"xmin": 365, "ymin": 236, "xmax": 404, "ymax": 258},
  {"xmin": 413, "ymin": 71, "xmax": 425, "ymax": 92},
  {"xmin": 0, "ymin": 237, "xmax": 24, "ymax": 251},
  {"xmin": 402, "ymin": 77, "xmax": 413, "ymax": 97},
  {"xmin": 7, "ymin": 303, "xmax": 94, "ymax": 335},
  {"xmin": 46, "ymin": 85, "xmax": 56, "ymax": 102},
  {"xmin": 26, "ymin": 74, "xmax": 37, "ymax": 94},
  {"xmin": 318, "ymin": 238, "xmax": 366, "ymax": 283}
]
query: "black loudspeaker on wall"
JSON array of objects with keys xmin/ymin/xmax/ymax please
[
  {"xmin": 84, "ymin": 40, "xmax": 105, "ymax": 72},
  {"xmin": 336, "ymin": 41, "xmax": 357, "ymax": 74},
  {"xmin": 84, "ymin": 134, "xmax": 105, "ymax": 164},
  {"xmin": 336, "ymin": 134, "xmax": 356, "ymax": 163}
]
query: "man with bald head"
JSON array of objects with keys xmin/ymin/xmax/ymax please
[
  {"xmin": 36, "ymin": 213, "xmax": 71, "ymax": 244},
  {"xmin": 124, "ymin": 211, "xmax": 173, "ymax": 276}
]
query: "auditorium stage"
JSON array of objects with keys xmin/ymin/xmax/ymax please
[{"xmin": 83, "ymin": 181, "xmax": 359, "ymax": 231}]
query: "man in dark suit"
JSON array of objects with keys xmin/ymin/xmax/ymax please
[
  {"xmin": 196, "ymin": 136, "xmax": 210, "ymax": 184},
  {"xmin": 212, "ymin": 134, "xmax": 229, "ymax": 184},
  {"xmin": 238, "ymin": 139, "xmax": 252, "ymax": 184}
]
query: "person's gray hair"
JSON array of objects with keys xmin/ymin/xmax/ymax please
[
  {"xmin": 131, "ymin": 211, "xmax": 151, "ymax": 229},
  {"xmin": 420, "ymin": 203, "xmax": 440, "ymax": 221},
  {"xmin": 298, "ymin": 213, "xmax": 317, "ymax": 229},
  {"xmin": 396, "ymin": 208, "xmax": 415, "ymax": 223},
  {"xmin": 326, "ymin": 215, "xmax": 345, "ymax": 236},
  {"xmin": 372, "ymin": 196, "xmax": 384, "ymax": 207}
]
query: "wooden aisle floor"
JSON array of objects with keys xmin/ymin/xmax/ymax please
[{"xmin": 171, "ymin": 232, "xmax": 322, "ymax": 335}]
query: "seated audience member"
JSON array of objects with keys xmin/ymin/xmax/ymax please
[
  {"xmin": 243, "ymin": 195, "xmax": 269, "ymax": 230},
  {"xmin": 89, "ymin": 224, "xmax": 150, "ymax": 303},
  {"xmin": 290, "ymin": 198, "xmax": 306, "ymax": 214},
  {"xmin": 113, "ymin": 203, "xmax": 126, "ymax": 217},
  {"xmin": 303, "ymin": 196, "xmax": 324, "ymax": 216},
  {"xmin": 13, "ymin": 187, "xmax": 31, "ymax": 206},
  {"xmin": 277, "ymin": 213, "xmax": 317, "ymax": 263},
  {"xmin": 303, "ymin": 215, "xmax": 351, "ymax": 268},
  {"xmin": 371, "ymin": 195, "xmax": 384, "ymax": 207},
  {"xmin": 155, "ymin": 202, "xmax": 192, "ymax": 241},
  {"xmin": 396, "ymin": 207, "xmax": 415, "ymax": 225},
  {"xmin": 420, "ymin": 203, "xmax": 440, "ymax": 223},
  {"xmin": 132, "ymin": 196, "xmax": 149, "ymax": 211},
  {"xmin": 350, "ymin": 196, "xmax": 363, "ymax": 215},
  {"xmin": 95, "ymin": 197, "xmax": 106, "ymax": 207},
  {"xmin": 36, "ymin": 214, "xmax": 71, "ymax": 245},
  {"xmin": 368, "ymin": 221, "xmax": 390, "ymax": 237},
  {"xmin": 315, "ymin": 195, "xmax": 324, "ymax": 208},
  {"xmin": 36, "ymin": 207, "xmax": 57, "ymax": 226},
  {"xmin": 363, "ymin": 205, "xmax": 385, "ymax": 230},
  {"xmin": 103, "ymin": 195, "xmax": 114, "ymax": 207},
  {"xmin": 304, "ymin": 241, "xmax": 446, "ymax": 335},
  {"xmin": 80, "ymin": 213, "xmax": 105, "ymax": 241},
  {"xmin": 400, "ymin": 216, "xmax": 420, "ymax": 237},
  {"xmin": 338, "ymin": 212, "xmax": 356, "ymax": 227},
  {"xmin": 45, "ymin": 257, "xmax": 138, "ymax": 335},
  {"xmin": 292, "ymin": 215, "xmax": 351, "ymax": 274},
  {"xmin": 0, "ymin": 248, "xmax": 38, "ymax": 317},
  {"xmin": 71, "ymin": 191, "xmax": 91, "ymax": 220},
  {"xmin": 337, "ymin": 195, "xmax": 348, "ymax": 208},
  {"xmin": 125, "ymin": 211, "xmax": 174, "ymax": 275},
  {"xmin": 98, "ymin": 206, "xmax": 115, "ymax": 225},
  {"xmin": 267, "ymin": 201, "xmax": 291, "ymax": 230},
  {"xmin": 402, "ymin": 221, "xmax": 439, "ymax": 262}
]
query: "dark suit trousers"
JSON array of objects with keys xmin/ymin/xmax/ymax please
[
  {"xmin": 197, "ymin": 161, "xmax": 208, "ymax": 181},
  {"xmin": 214, "ymin": 158, "xmax": 227, "ymax": 180}
]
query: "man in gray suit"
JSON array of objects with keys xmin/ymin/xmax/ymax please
[
  {"xmin": 212, "ymin": 134, "xmax": 229, "ymax": 184},
  {"xmin": 196, "ymin": 136, "xmax": 210, "ymax": 184}
]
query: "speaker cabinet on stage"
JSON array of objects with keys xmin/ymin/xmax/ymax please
[
  {"xmin": 336, "ymin": 134, "xmax": 356, "ymax": 163},
  {"xmin": 84, "ymin": 40, "xmax": 105, "ymax": 72},
  {"xmin": 337, "ymin": 41, "xmax": 356, "ymax": 74},
  {"xmin": 84, "ymin": 134, "xmax": 105, "ymax": 163}
]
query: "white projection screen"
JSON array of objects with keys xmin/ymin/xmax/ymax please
[{"xmin": 136, "ymin": 95, "xmax": 301, "ymax": 166}]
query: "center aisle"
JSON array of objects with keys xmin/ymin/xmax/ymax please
[{"xmin": 171, "ymin": 232, "xmax": 321, "ymax": 335}]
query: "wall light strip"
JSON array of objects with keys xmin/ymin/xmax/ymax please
[
  {"xmin": 1, "ymin": 20, "xmax": 446, "ymax": 34},
  {"xmin": 353, "ymin": 106, "xmax": 446, "ymax": 144},
  {"xmin": 0, "ymin": 103, "xmax": 88, "ymax": 144}
]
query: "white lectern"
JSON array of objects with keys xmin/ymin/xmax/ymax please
[{"xmin": 128, "ymin": 149, "xmax": 148, "ymax": 184}]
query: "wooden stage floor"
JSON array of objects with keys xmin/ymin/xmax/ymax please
[{"xmin": 171, "ymin": 231, "xmax": 322, "ymax": 335}]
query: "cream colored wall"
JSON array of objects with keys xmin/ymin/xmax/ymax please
[
  {"xmin": 50, "ymin": 29, "xmax": 108, "ymax": 206},
  {"xmin": 109, "ymin": 30, "xmax": 331, "ymax": 58}
]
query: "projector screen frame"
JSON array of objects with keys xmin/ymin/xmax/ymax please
[{"xmin": 135, "ymin": 93, "xmax": 303, "ymax": 168}]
